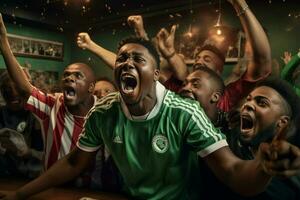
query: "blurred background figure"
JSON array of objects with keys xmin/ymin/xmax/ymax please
[
  {"xmin": 0, "ymin": 71, "xmax": 43, "ymax": 179},
  {"xmin": 93, "ymin": 77, "xmax": 117, "ymax": 99}
]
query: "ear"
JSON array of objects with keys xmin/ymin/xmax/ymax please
[
  {"xmin": 154, "ymin": 69, "xmax": 160, "ymax": 82},
  {"xmin": 88, "ymin": 82, "xmax": 95, "ymax": 93},
  {"xmin": 277, "ymin": 115, "xmax": 290, "ymax": 129},
  {"xmin": 210, "ymin": 92, "xmax": 221, "ymax": 104}
]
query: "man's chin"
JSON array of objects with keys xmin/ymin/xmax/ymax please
[
  {"xmin": 64, "ymin": 98, "xmax": 77, "ymax": 107},
  {"xmin": 121, "ymin": 95, "xmax": 139, "ymax": 105}
]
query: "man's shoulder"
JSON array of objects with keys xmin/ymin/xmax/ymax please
[
  {"xmin": 93, "ymin": 92, "xmax": 120, "ymax": 112},
  {"xmin": 164, "ymin": 90, "xmax": 201, "ymax": 107},
  {"xmin": 163, "ymin": 90, "xmax": 203, "ymax": 115}
]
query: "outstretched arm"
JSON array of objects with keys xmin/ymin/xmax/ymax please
[
  {"xmin": 0, "ymin": 14, "xmax": 33, "ymax": 99},
  {"xmin": 228, "ymin": 0, "xmax": 271, "ymax": 80},
  {"xmin": 127, "ymin": 15, "xmax": 149, "ymax": 40},
  {"xmin": 77, "ymin": 32, "xmax": 116, "ymax": 69},
  {"xmin": 204, "ymin": 146, "xmax": 271, "ymax": 196},
  {"xmin": 156, "ymin": 25, "xmax": 188, "ymax": 81},
  {"xmin": 0, "ymin": 147, "xmax": 96, "ymax": 200}
]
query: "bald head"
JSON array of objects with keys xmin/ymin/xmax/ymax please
[{"xmin": 65, "ymin": 63, "xmax": 96, "ymax": 83}]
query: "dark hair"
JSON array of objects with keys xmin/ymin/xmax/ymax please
[
  {"xmin": 256, "ymin": 77, "xmax": 300, "ymax": 121},
  {"xmin": 96, "ymin": 76, "xmax": 117, "ymax": 90},
  {"xmin": 194, "ymin": 66, "xmax": 225, "ymax": 95},
  {"xmin": 197, "ymin": 44, "xmax": 226, "ymax": 64},
  {"xmin": 118, "ymin": 36, "xmax": 160, "ymax": 69}
]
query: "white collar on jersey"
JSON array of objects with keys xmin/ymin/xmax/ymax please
[{"xmin": 120, "ymin": 81, "xmax": 167, "ymax": 121}]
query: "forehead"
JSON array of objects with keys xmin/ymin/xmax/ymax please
[
  {"xmin": 64, "ymin": 64, "xmax": 89, "ymax": 74},
  {"xmin": 118, "ymin": 43, "xmax": 150, "ymax": 56},
  {"xmin": 186, "ymin": 70, "xmax": 211, "ymax": 81},
  {"xmin": 196, "ymin": 50, "xmax": 218, "ymax": 59},
  {"xmin": 250, "ymin": 86, "xmax": 285, "ymax": 105},
  {"xmin": 95, "ymin": 81, "xmax": 115, "ymax": 88}
]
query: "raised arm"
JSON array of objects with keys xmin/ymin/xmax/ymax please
[
  {"xmin": 228, "ymin": 0, "xmax": 271, "ymax": 80},
  {"xmin": 127, "ymin": 15, "xmax": 149, "ymax": 40},
  {"xmin": 0, "ymin": 14, "xmax": 33, "ymax": 98},
  {"xmin": 156, "ymin": 25, "xmax": 188, "ymax": 81},
  {"xmin": 0, "ymin": 147, "xmax": 96, "ymax": 200},
  {"xmin": 77, "ymin": 32, "xmax": 116, "ymax": 69}
]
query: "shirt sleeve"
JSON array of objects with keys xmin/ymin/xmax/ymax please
[
  {"xmin": 77, "ymin": 110, "xmax": 103, "ymax": 152},
  {"xmin": 281, "ymin": 52, "xmax": 300, "ymax": 80},
  {"xmin": 185, "ymin": 102, "xmax": 228, "ymax": 158},
  {"xmin": 24, "ymin": 87, "xmax": 56, "ymax": 120}
]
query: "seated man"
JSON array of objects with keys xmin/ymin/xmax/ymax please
[
  {"xmin": 1, "ymin": 36, "xmax": 300, "ymax": 200},
  {"xmin": 0, "ymin": 71, "xmax": 43, "ymax": 178}
]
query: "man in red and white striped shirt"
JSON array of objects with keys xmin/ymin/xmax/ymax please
[
  {"xmin": 0, "ymin": 19, "xmax": 96, "ymax": 170},
  {"xmin": 25, "ymin": 80, "xmax": 97, "ymax": 169}
]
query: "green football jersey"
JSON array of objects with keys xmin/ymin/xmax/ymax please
[{"xmin": 78, "ymin": 82, "xmax": 227, "ymax": 199}]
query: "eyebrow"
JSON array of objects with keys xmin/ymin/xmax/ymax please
[{"xmin": 118, "ymin": 52, "xmax": 144, "ymax": 57}]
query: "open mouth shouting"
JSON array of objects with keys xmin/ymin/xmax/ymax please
[
  {"xmin": 240, "ymin": 113, "xmax": 255, "ymax": 138},
  {"xmin": 119, "ymin": 71, "xmax": 139, "ymax": 99},
  {"xmin": 63, "ymin": 86, "xmax": 77, "ymax": 102}
]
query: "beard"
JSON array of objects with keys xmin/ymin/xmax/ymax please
[{"xmin": 239, "ymin": 123, "xmax": 277, "ymax": 150}]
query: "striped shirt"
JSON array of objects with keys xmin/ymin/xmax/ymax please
[{"xmin": 25, "ymin": 88, "xmax": 96, "ymax": 169}]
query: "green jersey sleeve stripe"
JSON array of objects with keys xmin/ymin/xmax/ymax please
[
  {"xmin": 197, "ymin": 140, "xmax": 228, "ymax": 157},
  {"xmin": 77, "ymin": 141, "xmax": 102, "ymax": 152},
  {"xmin": 164, "ymin": 93, "xmax": 222, "ymax": 141},
  {"xmin": 164, "ymin": 93, "xmax": 223, "ymax": 141}
]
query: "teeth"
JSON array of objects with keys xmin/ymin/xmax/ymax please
[
  {"xmin": 65, "ymin": 88, "xmax": 75, "ymax": 97},
  {"xmin": 120, "ymin": 74, "xmax": 137, "ymax": 94},
  {"xmin": 68, "ymin": 91, "xmax": 75, "ymax": 96},
  {"xmin": 121, "ymin": 82, "xmax": 134, "ymax": 93}
]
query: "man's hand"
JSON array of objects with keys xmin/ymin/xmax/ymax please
[
  {"xmin": 127, "ymin": 15, "xmax": 148, "ymax": 40},
  {"xmin": 77, "ymin": 32, "xmax": 93, "ymax": 50},
  {"xmin": 127, "ymin": 15, "xmax": 144, "ymax": 30},
  {"xmin": 281, "ymin": 51, "xmax": 292, "ymax": 65},
  {"xmin": 156, "ymin": 25, "xmax": 177, "ymax": 59},
  {"xmin": 259, "ymin": 140, "xmax": 300, "ymax": 178},
  {"xmin": 258, "ymin": 123, "xmax": 300, "ymax": 178}
]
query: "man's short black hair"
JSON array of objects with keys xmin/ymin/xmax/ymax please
[
  {"xmin": 194, "ymin": 66, "xmax": 225, "ymax": 95},
  {"xmin": 197, "ymin": 44, "xmax": 226, "ymax": 64},
  {"xmin": 118, "ymin": 36, "xmax": 160, "ymax": 69},
  {"xmin": 256, "ymin": 77, "xmax": 300, "ymax": 121}
]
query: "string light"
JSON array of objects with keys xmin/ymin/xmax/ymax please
[{"xmin": 214, "ymin": 0, "xmax": 222, "ymax": 35}]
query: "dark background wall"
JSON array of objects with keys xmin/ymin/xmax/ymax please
[{"xmin": 0, "ymin": 1, "xmax": 299, "ymax": 80}]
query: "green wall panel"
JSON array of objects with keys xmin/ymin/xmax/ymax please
[{"xmin": 0, "ymin": 22, "xmax": 71, "ymax": 76}]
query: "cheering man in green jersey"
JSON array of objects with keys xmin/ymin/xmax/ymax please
[{"xmin": 1, "ymin": 37, "xmax": 299, "ymax": 200}]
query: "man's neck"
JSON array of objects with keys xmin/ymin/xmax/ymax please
[
  {"xmin": 68, "ymin": 95, "xmax": 94, "ymax": 117},
  {"xmin": 127, "ymin": 85, "xmax": 157, "ymax": 116}
]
